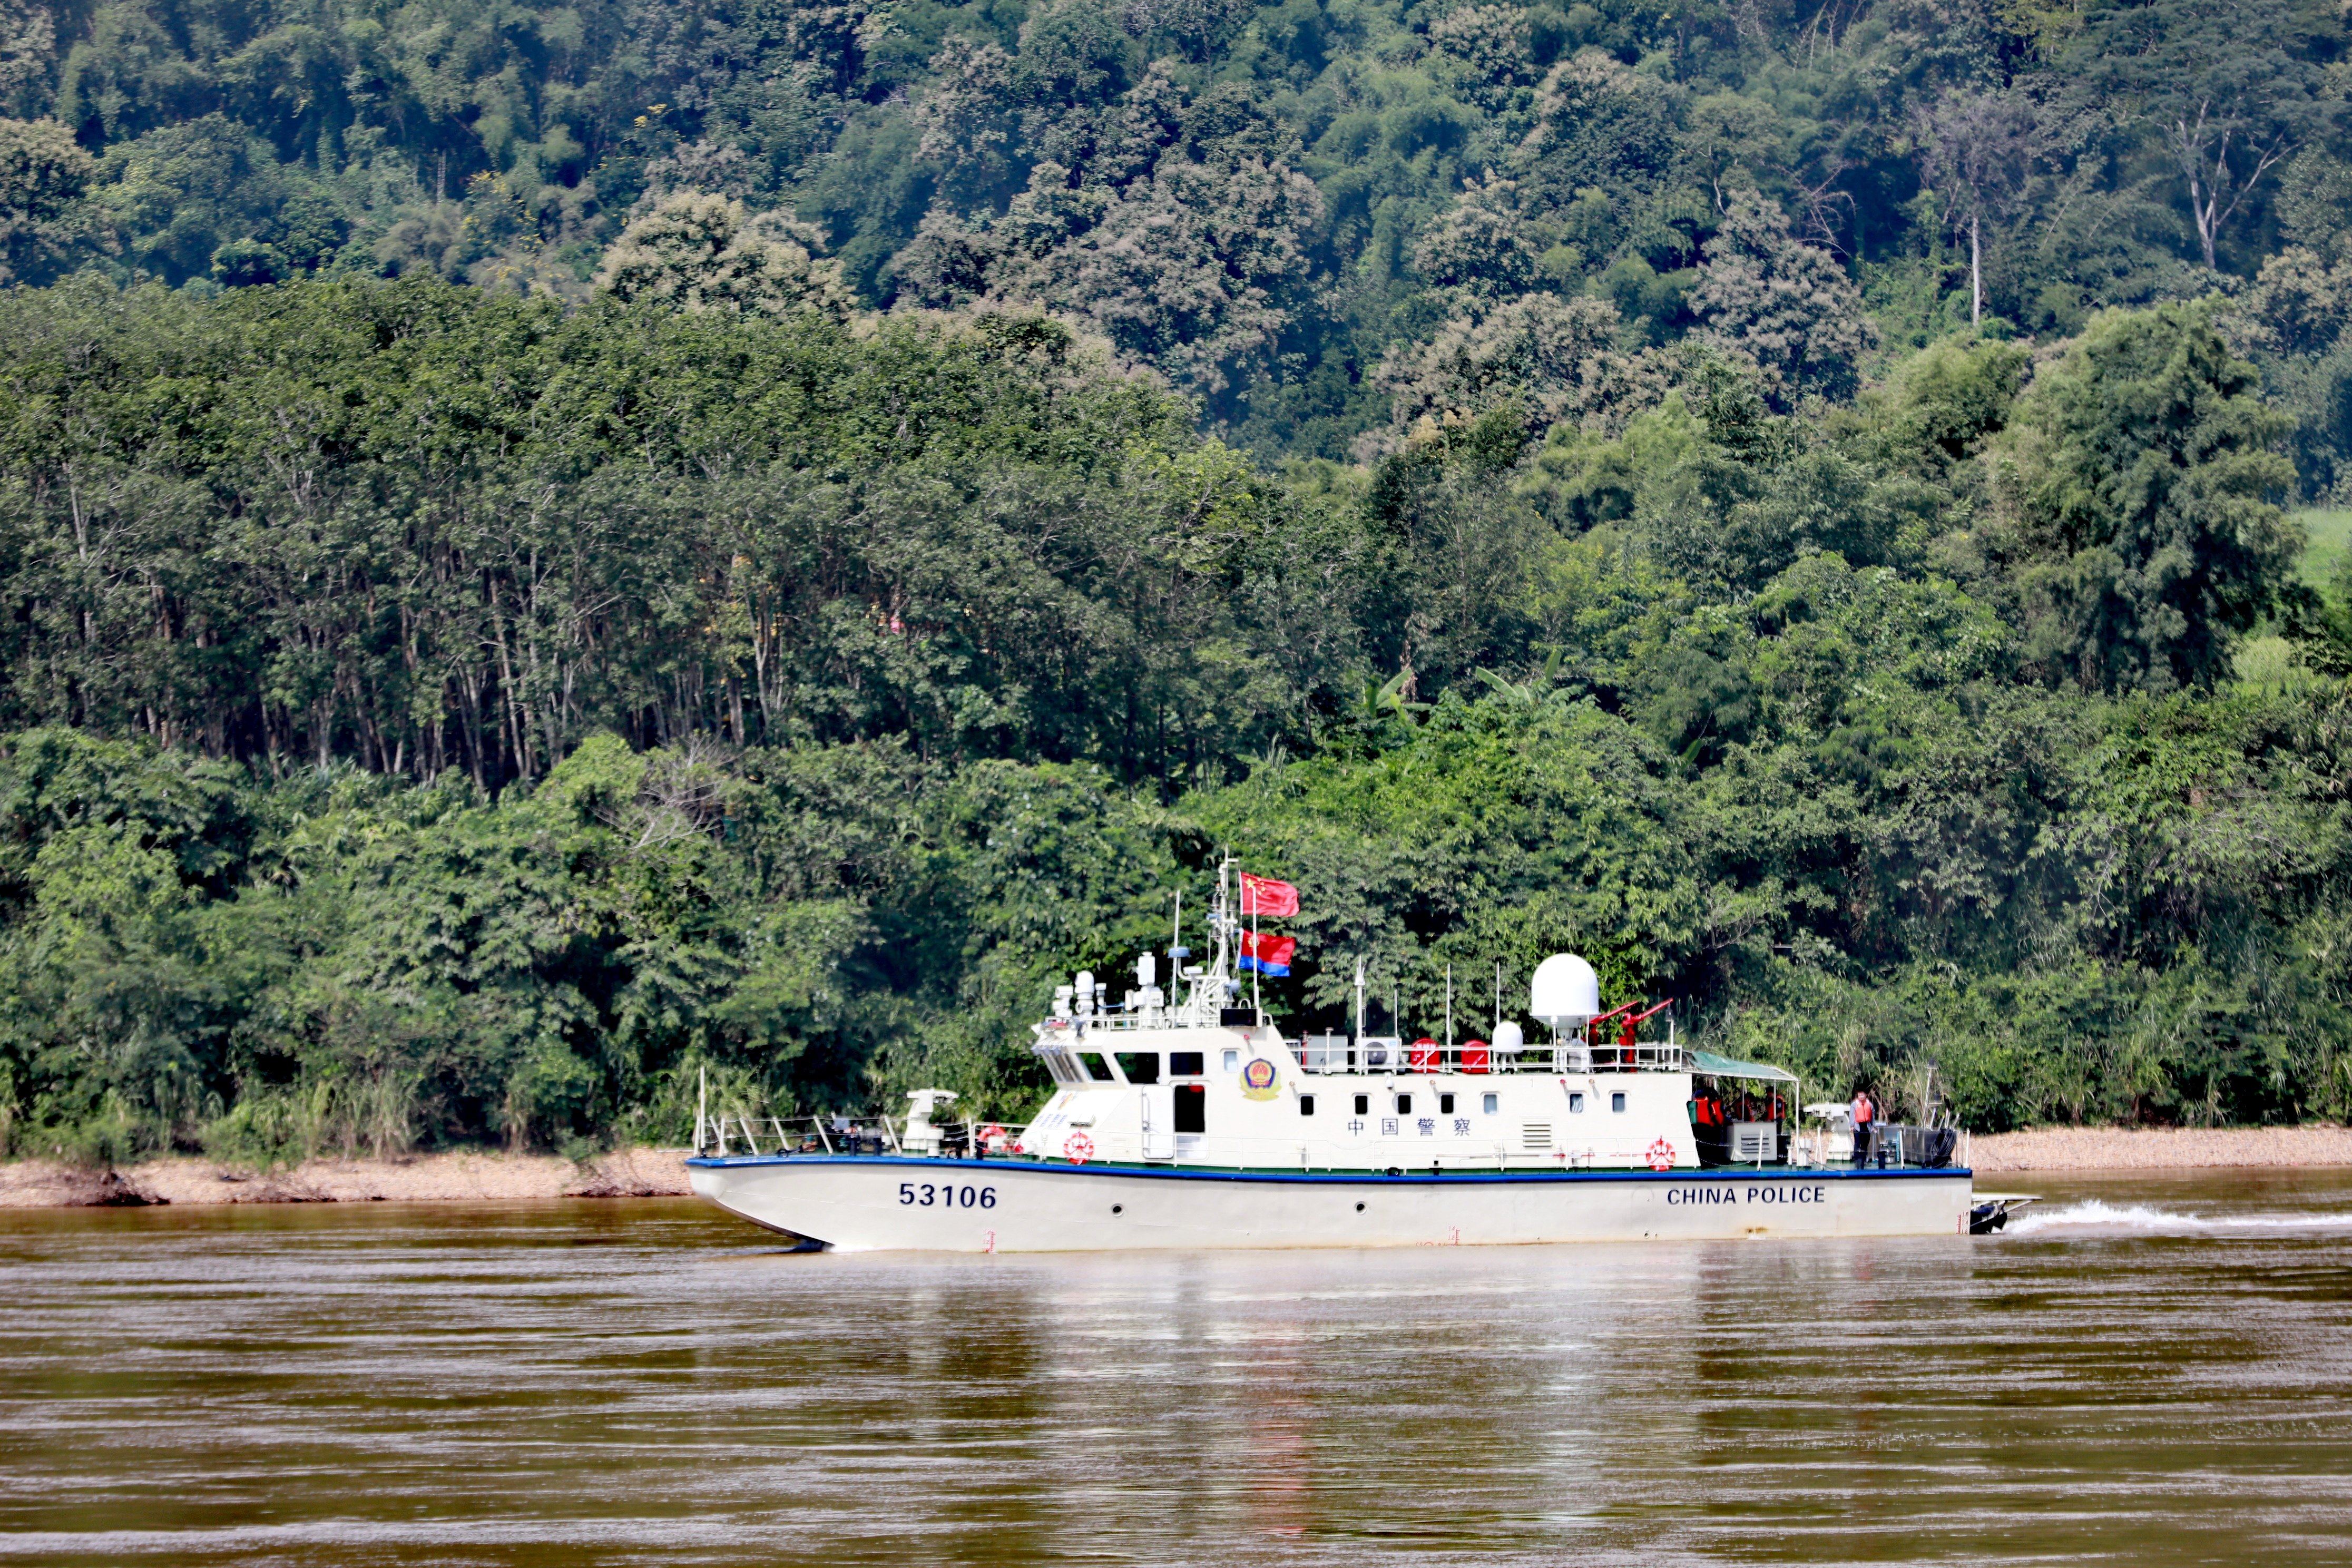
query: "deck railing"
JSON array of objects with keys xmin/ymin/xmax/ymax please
[
  {"xmin": 1293, "ymin": 1037, "xmax": 1687, "ymax": 1075},
  {"xmin": 698, "ymin": 1113, "xmax": 1049, "ymax": 1160}
]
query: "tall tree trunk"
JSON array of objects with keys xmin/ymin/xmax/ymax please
[
  {"xmin": 2191, "ymin": 174, "xmax": 2219, "ymax": 271},
  {"xmin": 1970, "ymin": 213, "xmax": 1982, "ymax": 326}
]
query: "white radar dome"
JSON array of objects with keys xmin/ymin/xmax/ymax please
[{"xmin": 1530, "ymin": 954, "xmax": 1600, "ymax": 1029}]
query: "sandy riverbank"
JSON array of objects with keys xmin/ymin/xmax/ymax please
[
  {"xmin": 0, "ymin": 1147, "xmax": 694, "ymax": 1208},
  {"xmin": 1967, "ymin": 1125, "xmax": 2352, "ymax": 1173}
]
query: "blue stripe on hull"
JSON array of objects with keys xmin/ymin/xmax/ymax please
[{"xmin": 684, "ymin": 1154, "xmax": 1968, "ymax": 1186}]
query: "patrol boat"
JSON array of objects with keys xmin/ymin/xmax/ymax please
[{"xmin": 687, "ymin": 863, "xmax": 2013, "ymax": 1251}]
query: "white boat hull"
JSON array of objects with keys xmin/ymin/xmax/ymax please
[{"xmin": 687, "ymin": 1155, "xmax": 1976, "ymax": 1251}]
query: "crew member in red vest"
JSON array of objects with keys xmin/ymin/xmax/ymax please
[{"xmin": 1850, "ymin": 1088, "xmax": 1875, "ymax": 1165}]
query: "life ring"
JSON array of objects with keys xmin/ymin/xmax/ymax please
[
  {"xmin": 981, "ymin": 1122, "xmax": 1007, "ymax": 1148},
  {"xmin": 1646, "ymin": 1138, "xmax": 1675, "ymax": 1172},
  {"xmin": 1064, "ymin": 1131, "xmax": 1094, "ymax": 1164}
]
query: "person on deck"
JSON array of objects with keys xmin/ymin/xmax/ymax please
[{"xmin": 1850, "ymin": 1089, "xmax": 1875, "ymax": 1166}]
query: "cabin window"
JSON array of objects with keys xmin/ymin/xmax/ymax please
[
  {"xmin": 1169, "ymin": 1052, "xmax": 1204, "ymax": 1077},
  {"xmin": 1482, "ymin": 1092, "xmax": 1499, "ymax": 1115},
  {"xmin": 1568, "ymin": 1092, "xmax": 1585, "ymax": 1113},
  {"xmin": 1299, "ymin": 1095, "xmax": 1316, "ymax": 1116},
  {"xmin": 1044, "ymin": 1052, "xmax": 1079, "ymax": 1085},
  {"xmin": 1080, "ymin": 1053, "xmax": 1116, "ymax": 1082},
  {"xmin": 1221, "ymin": 1048, "xmax": 1240, "ymax": 1072},
  {"xmin": 1439, "ymin": 1093, "xmax": 1455, "ymax": 1114},
  {"xmin": 1611, "ymin": 1092, "xmax": 1626, "ymax": 1113},
  {"xmin": 1115, "ymin": 1052, "xmax": 1160, "ymax": 1084},
  {"xmin": 1174, "ymin": 1084, "xmax": 1207, "ymax": 1133},
  {"xmin": 1354, "ymin": 1094, "xmax": 1369, "ymax": 1115},
  {"xmin": 1395, "ymin": 1093, "xmax": 1413, "ymax": 1115}
]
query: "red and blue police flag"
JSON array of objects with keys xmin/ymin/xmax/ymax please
[{"xmin": 1240, "ymin": 931, "xmax": 1297, "ymax": 977}]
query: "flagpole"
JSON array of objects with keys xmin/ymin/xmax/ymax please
[{"xmin": 1250, "ymin": 873, "xmax": 1262, "ymax": 1022}]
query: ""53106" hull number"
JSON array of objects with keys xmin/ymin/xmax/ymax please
[{"xmin": 899, "ymin": 1182, "xmax": 997, "ymax": 1208}]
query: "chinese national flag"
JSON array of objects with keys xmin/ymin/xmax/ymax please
[
  {"xmin": 1240, "ymin": 874, "xmax": 1300, "ymax": 918},
  {"xmin": 1240, "ymin": 930, "xmax": 1297, "ymax": 976}
]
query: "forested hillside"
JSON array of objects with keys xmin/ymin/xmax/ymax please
[
  {"xmin": 0, "ymin": 0, "xmax": 2345, "ymax": 456},
  {"xmin": 5, "ymin": 0, "xmax": 2352, "ymax": 1163}
]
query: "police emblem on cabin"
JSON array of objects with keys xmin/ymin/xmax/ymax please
[{"xmin": 1240, "ymin": 1056, "xmax": 1280, "ymax": 1101}]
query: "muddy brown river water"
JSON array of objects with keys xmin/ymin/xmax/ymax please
[{"xmin": 4, "ymin": 1168, "xmax": 2351, "ymax": 1566}]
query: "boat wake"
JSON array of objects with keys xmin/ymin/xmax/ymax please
[{"xmin": 2007, "ymin": 1198, "xmax": 2352, "ymax": 1235}]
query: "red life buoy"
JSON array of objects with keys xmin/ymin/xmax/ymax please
[
  {"xmin": 1064, "ymin": 1131, "xmax": 1094, "ymax": 1164},
  {"xmin": 981, "ymin": 1122, "xmax": 1007, "ymax": 1148}
]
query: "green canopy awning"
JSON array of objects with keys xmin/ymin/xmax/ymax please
[{"xmin": 1690, "ymin": 1049, "xmax": 1798, "ymax": 1084}]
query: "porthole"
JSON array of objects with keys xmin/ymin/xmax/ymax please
[
  {"xmin": 1299, "ymin": 1094, "xmax": 1316, "ymax": 1116},
  {"xmin": 1611, "ymin": 1092, "xmax": 1627, "ymax": 1113},
  {"xmin": 1355, "ymin": 1201, "xmax": 1366, "ymax": 1212}
]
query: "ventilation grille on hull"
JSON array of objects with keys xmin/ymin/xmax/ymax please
[{"xmin": 1522, "ymin": 1123, "xmax": 1552, "ymax": 1150}]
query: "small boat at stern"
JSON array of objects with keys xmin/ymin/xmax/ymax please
[{"xmin": 688, "ymin": 863, "xmax": 1993, "ymax": 1251}]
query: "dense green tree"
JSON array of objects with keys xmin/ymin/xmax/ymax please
[
  {"xmin": 1374, "ymin": 293, "xmax": 1657, "ymax": 448},
  {"xmin": 0, "ymin": 116, "xmax": 100, "ymax": 282},
  {"xmin": 1691, "ymin": 191, "xmax": 1879, "ymax": 409},
  {"xmin": 1990, "ymin": 303, "xmax": 2301, "ymax": 692},
  {"xmin": 594, "ymin": 192, "xmax": 850, "ymax": 317}
]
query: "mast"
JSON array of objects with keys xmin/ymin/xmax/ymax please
[
  {"xmin": 1203, "ymin": 851, "xmax": 1236, "ymax": 1015},
  {"xmin": 1354, "ymin": 957, "xmax": 1366, "ymax": 1064},
  {"xmin": 1249, "ymin": 856, "xmax": 1262, "ymax": 1023}
]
